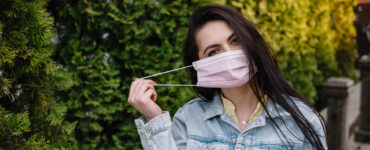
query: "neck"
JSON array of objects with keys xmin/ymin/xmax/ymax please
[{"xmin": 221, "ymin": 83, "xmax": 259, "ymax": 111}]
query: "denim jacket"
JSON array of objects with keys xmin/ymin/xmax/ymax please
[{"xmin": 135, "ymin": 93, "xmax": 327, "ymax": 150}]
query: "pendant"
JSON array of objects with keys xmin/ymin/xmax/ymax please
[{"xmin": 241, "ymin": 121, "xmax": 247, "ymax": 126}]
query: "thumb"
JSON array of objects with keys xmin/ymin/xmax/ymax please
[{"xmin": 148, "ymin": 85, "xmax": 157, "ymax": 102}]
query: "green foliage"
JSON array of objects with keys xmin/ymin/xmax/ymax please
[
  {"xmin": 1, "ymin": 0, "xmax": 356, "ymax": 149},
  {"xmin": 26, "ymin": 134, "xmax": 50, "ymax": 150},
  {"xmin": 0, "ymin": 107, "xmax": 51, "ymax": 149},
  {"xmin": 48, "ymin": 0, "xmax": 213, "ymax": 149},
  {"xmin": 0, "ymin": 108, "xmax": 30, "ymax": 136},
  {"xmin": 0, "ymin": 0, "xmax": 76, "ymax": 149},
  {"xmin": 227, "ymin": 0, "xmax": 357, "ymax": 103},
  {"xmin": 48, "ymin": 0, "xmax": 357, "ymax": 149}
]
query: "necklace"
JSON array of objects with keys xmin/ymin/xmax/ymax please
[{"xmin": 241, "ymin": 121, "xmax": 247, "ymax": 126}]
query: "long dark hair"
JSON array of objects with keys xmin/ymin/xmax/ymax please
[{"xmin": 183, "ymin": 5, "xmax": 327, "ymax": 149}]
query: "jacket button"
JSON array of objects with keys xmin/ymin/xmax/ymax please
[{"xmin": 147, "ymin": 128, "xmax": 152, "ymax": 134}]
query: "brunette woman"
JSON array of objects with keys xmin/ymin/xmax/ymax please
[{"xmin": 128, "ymin": 5, "xmax": 327, "ymax": 150}]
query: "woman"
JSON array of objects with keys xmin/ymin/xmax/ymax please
[{"xmin": 128, "ymin": 5, "xmax": 327, "ymax": 150}]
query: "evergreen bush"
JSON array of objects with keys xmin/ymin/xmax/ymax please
[
  {"xmin": 49, "ymin": 0, "xmax": 356, "ymax": 149},
  {"xmin": 48, "ymin": 0, "xmax": 210, "ymax": 149},
  {"xmin": 227, "ymin": 0, "xmax": 357, "ymax": 103},
  {"xmin": 0, "ymin": 0, "xmax": 356, "ymax": 149},
  {"xmin": 0, "ymin": 0, "xmax": 76, "ymax": 149}
]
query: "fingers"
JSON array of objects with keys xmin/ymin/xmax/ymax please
[
  {"xmin": 143, "ymin": 87, "xmax": 157, "ymax": 102},
  {"xmin": 134, "ymin": 79, "xmax": 155, "ymax": 92},
  {"xmin": 128, "ymin": 79, "xmax": 138, "ymax": 103},
  {"xmin": 128, "ymin": 78, "xmax": 162, "ymax": 120},
  {"xmin": 143, "ymin": 88, "xmax": 154, "ymax": 99},
  {"xmin": 152, "ymin": 90, "xmax": 157, "ymax": 102},
  {"xmin": 146, "ymin": 80, "xmax": 157, "ymax": 101},
  {"xmin": 132, "ymin": 78, "xmax": 143, "ymax": 97},
  {"xmin": 128, "ymin": 78, "xmax": 156, "ymax": 104},
  {"xmin": 148, "ymin": 85, "xmax": 157, "ymax": 102},
  {"xmin": 136, "ymin": 80, "xmax": 149, "ymax": 95}
]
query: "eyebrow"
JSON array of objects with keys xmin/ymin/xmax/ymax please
[{"xmin": 203, "ymin": 32, "xmax": 236, "ymax": 54}]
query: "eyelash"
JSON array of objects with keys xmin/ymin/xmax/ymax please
[
  {"xmin": 208, "ymin": 49, "xmax": 219, "ymax": 57},
  {"xmin": 206, "ymin": 36, "xmax": 239, "ymax": 57},
  {"xmin": 231, "ymin": 37, "xmax": 239, "ymax": 45}
]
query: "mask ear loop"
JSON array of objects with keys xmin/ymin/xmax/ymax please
[
  {"xmin": 140, "ymin": 65, "xmax": 197, "ymax": 87},
  {"xmin": 152, "ymin": 84, "xmax": 197, "ymax": 87}
]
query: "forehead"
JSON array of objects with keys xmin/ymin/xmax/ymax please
[{"xmin": 195, "ymin": 20, "xmax": 234, "ymax": 49}]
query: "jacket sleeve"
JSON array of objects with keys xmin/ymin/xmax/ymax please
[
  {"xmin": 302, "ymin": 114, "xmax": 328, "ymax": 150},
  {"xmin": 171, "ymin": 107, "xmax": 187, "ymax": 149},
  {"xmin": 134, "ymin": 108, "xmax": 187, "ymax": 150}
]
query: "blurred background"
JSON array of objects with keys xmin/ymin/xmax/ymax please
[{"xmin": 0, "ymin": 0, "xmax": 369, "ymax": 149}]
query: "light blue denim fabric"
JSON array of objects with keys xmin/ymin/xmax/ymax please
[{"xmin": 135, "ymin": 93, "xmax": 327, "ymax": 150}]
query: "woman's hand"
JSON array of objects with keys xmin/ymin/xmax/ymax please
[{"xmin": 128, "ymin": 78, "xmax": 162, "ymax": 121}]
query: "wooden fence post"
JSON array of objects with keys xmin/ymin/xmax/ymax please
[
  {"xmin": 323, "ymin": 77, "xmax": 354, "ymax": 150},
  {"xmin": 355, "ymin": 54, "xmax": 370, "ymax": 143}
]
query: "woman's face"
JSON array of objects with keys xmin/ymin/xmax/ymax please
[{"xmin": 195, "ymin": 20, "xmax": 242, "ymax": 60}]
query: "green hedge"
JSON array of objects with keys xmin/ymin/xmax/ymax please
[
  {"xmin": 48, "ymin": 0, "xmax": 210, "ymax": 149},
  {"xmin": 49, "ymin": 0, "xmax": 356, "ymax": 149},
  {"xmin": 227, "ymin": 0, "xmax": 357, "ymax": 103},
  {"xmin": 1, "ymin": 0, "xmax": 357, "ymax": 149},
  {"xmin": 0, "ymin": 0, "xmax": 76, "ymax": 149}
]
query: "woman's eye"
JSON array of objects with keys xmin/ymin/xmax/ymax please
[
  {"xmin": 208, "ymin": 49, "xmax": 219, "ymax": 57},
  {"xmin": 231, "ymin": 37, "xmax": 239, "ymax": 45}
]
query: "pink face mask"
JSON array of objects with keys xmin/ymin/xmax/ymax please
[
  {"xmin": 141, "ymin": 49, "xmax": 256, "ymax": 88},
  {"xmin": 192, "ymin": 49, "xmax": 254, "ymax": 88}
]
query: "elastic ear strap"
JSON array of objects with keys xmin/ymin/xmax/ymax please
[
  {"xmin": 153, "ymin": 84, "xmax": 197, "ymax": 87},
  {"xmin": 141, "ymin": 65, "xmax": 193, "ymax": 79}
]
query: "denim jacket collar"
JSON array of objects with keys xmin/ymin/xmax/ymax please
[
  {"xmin": 204, "ymin": 92, "xmax": 291, "ymax": 121},
  {"xmin": 204, "ymin": 93, "xmax": 224, "ymax": 120}
]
